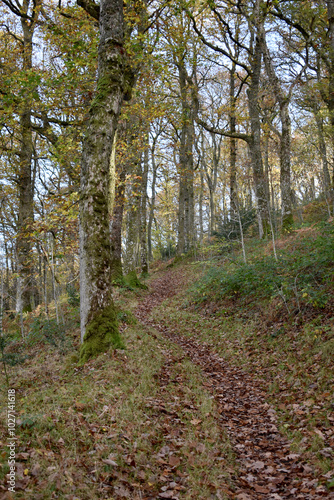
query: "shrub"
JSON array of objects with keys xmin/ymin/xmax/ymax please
[
  {"xmin": 28, "ymin": 316, "xmax": 70, "ymax": 353},
  {"xmin": 191, "ymin": 221, "xmax": 334, "ymax": 313},
  {"xmin": 66, "ymin": 284, "xmax": 80, "ymax": 307},
  {"xmin": 214, "ymin": 208, "xmax": 256, "ymax": 241}
]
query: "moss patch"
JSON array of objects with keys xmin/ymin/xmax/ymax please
[
  {"xmin": 111, "ymin": 256, "xmax": 124, "ymax": 283},
  {"xmin": 79, "ymin": 304, "xmax": 125, "ymax": 364},
  {"xmin": 124, "ymin": 270, "xmax": 148, "ymax": 289},
  {"xmin": 282, "ymin": 213, "xmax": 294, "ymax": 233}
]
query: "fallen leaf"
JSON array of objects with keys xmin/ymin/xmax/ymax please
[
  {"xmin": 169, "ymin": 455, "xmax": 180, "ymax": 467},
  {"xmin": 190, "ymin": 419, "xmax": 202, "ymax": 425},
  {"xmin": 246, "ymin": 461, "xmax": 265, "ymax": 471},
  {"xmin": 102, "ymin": 459, "xmax": 118, "ymax": 467}
]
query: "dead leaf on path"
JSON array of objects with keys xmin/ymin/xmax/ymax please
[
  {"xmin": 190, "ymin": 418, "xmax": 201, "ymax": 425},
  {"xmin": 236, "ymin": 493, "xmax": 253, "ymax": 500},
  {"xmin": 114, "ymin": 485, "xmax": 131, "ymax": 497},
  {"xmin": 169, "ymin": 455, "xmax": 180, "ymax": 467},
  {"xmin": 159, "ymin": 491, "xmax": 175, "ymax": 498},
  {"xmin": 102, "ymin": 459, "xmax": 118, "ymax": 466},
  {"xmin": 246, "ymin": 461, "xmax": 265, "ymax": 470},
  {"xmin": 314, "ymin": 428, "xmax": 325, "ymax": 439},
  {"xmin": 253, "ymin": 484, "xmax": 270, "ymax": 493},
  {"xmin": 196, "ymin": 443, "xmax": 205, "ymax": 453},
  {"xmin": 31, "ymin": 463, "xmax": 41, "ymax": 476}
]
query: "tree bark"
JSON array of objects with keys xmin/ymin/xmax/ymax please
[
  {"xmin": 326, "ymin": 1, "xmax": 334, "ymax": 183},
  {"xmin": 148, "ymin": 143, "xmax": 158, "ymax": 261},
  {"xmin": 79, "ymin": 0, "xmax": 133, "ymax": 362},
  {"xmin": 229, "ymin": 63, "xmax": 238, "ymax": 217},
  {"xmin": 110, "ymin": 156, "xmax": 126, "ymax": 282},
  {"xmin": 177, "ymin": 61, "xmax": 195, "ymax": 253},
  {"xmin": 246, "ymin": 33, "xmax": 268, "ymax": 237},
  {"xmin": 16, "ymin": 6, "xmax": 39, "ymax": 314},
  {"xmin": 140, "ymin": 143, "xmax": 149, "ymax": 275},
  {"xmin": 311, "ymin": 101, "xmax": 332, "ymax": 203}
]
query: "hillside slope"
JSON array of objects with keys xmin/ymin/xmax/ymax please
[{"xmin": 1, "ymin": 224, "xmax": 334, "ymax": 499}]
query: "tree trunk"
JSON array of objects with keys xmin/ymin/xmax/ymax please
[
  {"xmin": 140, "ymin": 144, "xmax": 149, "ymax": 275},
  {"xmin": 123, "ymin": 144, "xmax": 142, "ymax": 275},
  {"xmin": 229, "ymin": 64, "xmax": 238, "ymax": 217},
  {"xmin": 79, "ymin": 0, "xmax": 132, "ymax": 362},
  {"xmin": 148, "ymin": 144, "xmax": 158, "ymax": 261},
  {"xmin": 16, "ymin": 13, "xmax": 37, "ymax": 314},
  {"xmin": 110, "ymin": 159, "xmax": 126, "ymax": 282},
  {"xmin": 247, "ymin": 36, "xmax": 268, "ymax": 238},
  {"xmin": 199, "ymin": 165, "xmax": 204, "ymax": 244},
  {"xmin": 280, "ymin": 101, "xmax": 293, "ymax": 230},
  {"xmin": 312, "ymin": 103, "xmax": 332, "ymax": 204},
  {"xmin": 177, "ymin": 172, "xmax": 186, "ymax": 254},
  {"xmin": 246, "ymin": 2, "xmax": 269, "ymax": 238},
  {"xmin": 177, "ymin": 61, "xmax": 195, "ymax": 253},
  {"xmin": 261, "ymin": 31, "xmax": 293, "ymax": 231},
  {"xmin": 326, "ymin": 1, "xmax": 334, "ymax": 188}
]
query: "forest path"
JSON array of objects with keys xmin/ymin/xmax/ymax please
[{"xmin": 134, "ymin": 266, "xmax": 330, "ymax": 499}]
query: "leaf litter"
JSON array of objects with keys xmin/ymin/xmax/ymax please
[{"xmin": 135, "ymin": 266, "xmax": 334, "ymax": 499}]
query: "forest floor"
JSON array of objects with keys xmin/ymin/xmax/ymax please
[
  {"xmin": 0, "ymin": 259, "xmax": 334, "ymax": 499},
  {"xmin": 133, "ymin": 263, "xmax": 334, "ymax": 499}
]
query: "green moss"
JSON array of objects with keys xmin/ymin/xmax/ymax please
[
  {"xmin": 79, "ymin": 305, "xmax": 125, "ymax": 365},
  {"xmin": 90, "ymin": 75, "xmax": 115, "ymax": 110},
  {"xmin": 167, "ymin": 254, "xmax": 185, "ymax": 268},
  {"xmin": 282, "ymin": 213, "xmax": 294, "ymax": 233},
  {"xmin": 124, "ymin": 270, "xmax": 148, "ymax": 290},
  {"xmin": 111, "ymin": 257, "xmax": 123, "ymax": 283}
]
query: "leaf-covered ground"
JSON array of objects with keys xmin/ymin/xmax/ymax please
[
  {"xmin": 0, "ymin": 258, "xmax": 334, "ymax": 499},
  {"xmin": 137, "ymin": 265, "xmax": 334, "ymax": 498}
]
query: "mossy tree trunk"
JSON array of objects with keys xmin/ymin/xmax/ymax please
[
  {"xmin": 110, "ymin": 123, "xmax": 127, "ymax": 283},
  {"xmin": 79, "ymin": 0, "xmax": 133, "ymax": 362},
  {"xmin": 246, "ymin": 32, "xmax": 269, "ymax": 238},
  {"xmin": 205, "ymin": 132, "xmax": 220, "ymax": 237},
  {"xmin": 124, "ymin": 140, "xmax": 142, "ymax": 275},
  {"xmin": 148, "ymin": 141, "xmax": 158, "ymax": 261},
  {"xmin": 16, "ymin": 3, "xmax": 40, "ymax": 314},
  {"xmin": 140, "ymin": 143, "xmax": 149, "ymax": 275},
  {"xmin": 326, "ymin": 0, "xmax": 334, "ymax": 210},
  {"xmin": 177, "ymin": 61, "xmax": 195, "ymax": 254},
  {"xmin": 229, "ymin": 62, "xmax": 238, "ymax": 218}
]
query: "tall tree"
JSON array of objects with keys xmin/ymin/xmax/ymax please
[
  {"xmin": 78, "ymin": 0, "xmax": 134, "ymax": 363},
  {"xmin": 188, "ymin": 0, "xmax": 270, "ymax": 237},
  {"xmin": 0, "ymin": 0, "xmax": 42, "ymax": 312}
]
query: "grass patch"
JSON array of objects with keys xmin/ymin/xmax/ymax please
[{"xmin": 0, "ymin": 303, "xmax": 235, "ymax": 498}]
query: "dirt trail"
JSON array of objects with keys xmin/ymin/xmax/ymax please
[{"xmin": 135, "ymin": 268, "xmax": 332, "ymax": 499}]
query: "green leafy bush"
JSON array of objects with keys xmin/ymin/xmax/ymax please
[
  {"xmin": 28, "ymin": 317, "xmax": 70, "ymax": 352},
  {"xmin": 66, "ymin": 284, "xmax": 80, "ymax": 307},
  {"xmin": 0, "ymin": 336, "xmax": 28, "ymax": 367},
  {"xmin": 214, "ymin": 208, "xmax": 256, "ymax": 241},
  {"xmin": 191, "ymin": 222, "xmax": 334, "ymax": 313}
]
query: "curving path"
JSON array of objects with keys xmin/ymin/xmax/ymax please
[{"xmin": 135, "ymin": 268, "xmax": 332, "ymax": 499}]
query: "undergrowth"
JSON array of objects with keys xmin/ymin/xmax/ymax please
[{"xmin": 191, "ymin": 221, "xmax": 334, "ymax": 317}]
